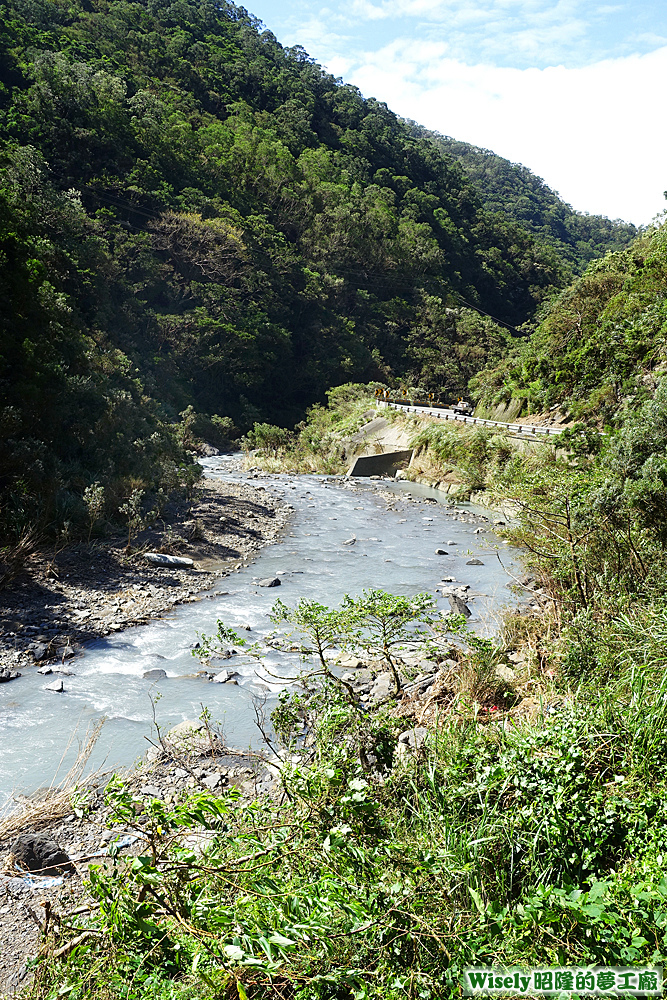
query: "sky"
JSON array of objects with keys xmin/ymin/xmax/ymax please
[{"xmin": 244, "ymin": 0, "xmax": 667, "ymax": 226}]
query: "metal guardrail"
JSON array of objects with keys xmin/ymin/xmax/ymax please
[{"xmin": 378, "ymin": 400, "xmax": 564, "ymax": 437}]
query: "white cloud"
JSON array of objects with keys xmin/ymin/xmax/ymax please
[
  {"xmin": 343, "ymin": 42, "xmax": 667, "ymax": 224},
  {"xmin": 267, "ymin": 0, "xmax": 596, "ymax": 63}
]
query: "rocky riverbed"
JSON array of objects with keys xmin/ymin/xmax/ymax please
[
  {"xmin": 0, "ymin": 462, "xmax": 548, "ymax": 995},
  {"xmin": 0, "ymin": 477, "xmax": 293, "ymax": 681}
]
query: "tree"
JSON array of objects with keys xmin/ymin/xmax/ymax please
[{"xmin": 343, "ymin": 590, "xmax": 436, "ymax": 693}]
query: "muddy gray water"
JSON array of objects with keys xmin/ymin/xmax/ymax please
[{"xmin": 0, "ymin": 458, "xmax": 523, "ymax": 808}]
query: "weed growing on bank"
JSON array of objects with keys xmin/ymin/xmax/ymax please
[
  {"xmin": 26, "ymin": 694, "xmax": 667, "ymax": 1000},
  {"xmin": 24, "ymin": 589, "xmax": 667, "ymax": 999}
]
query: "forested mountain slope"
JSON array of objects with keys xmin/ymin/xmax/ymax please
[
  {"xmin": 471, "ymin": 222, "xmax": 667, "ymax": 425},
  {"xmin": 0, "ymin": 0, "xmax": 634, "ymax": 542},
  {"xmin": 415, "ymin": 129, "xmax": 639, "ymax": 272},
  {"xmin": 0, "ymin": 0, "xmax": 574, "ymax": 423}
]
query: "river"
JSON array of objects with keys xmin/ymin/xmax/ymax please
[{"xmin": 0, "ymin": 457, "xmax": 523, "ymax": 809}]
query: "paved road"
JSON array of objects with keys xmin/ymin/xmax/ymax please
[{"xmin": 378, "ymin": 400, "xmax": 564, "ymax": 438}]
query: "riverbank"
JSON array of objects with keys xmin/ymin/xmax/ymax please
[
  {"xmin": 0, "ymin": 719, "xmax": 282, "ymax": 996},
  {"xmin": 0, "ymin": 475, "xmax": 293, "ymax": 681},
  {"xmin": 0, "ymin": 619, "xmax": 530, "ymax": 998},
  {"xmin": 8, "ymin": 595, "xmax": 666, "ymax": 1000},
  {"xmin": 0, "ymin": 458, "xmax": 558, "ymax": 997}
]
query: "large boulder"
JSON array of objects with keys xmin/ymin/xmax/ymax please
[
  {"xmin": 396, "ymin": 726, "xmax": 429, "ymax": 758},
  {"xmin": 167, "ymin": 719, "xmax": 204, "ymax": 741},
  {"xmin": 370, "ymin": 672, "xmax": 394, "ymax": 702},
  {"xmin": 258, "ymin": 577, "xmax": 281, "ymax": 587},
  {"xmin": 211, "ymin": 669, "xmax": 240, "ymax": 684},
  {"xmin": 11, "ymin": 832, "xmax": 74, "ymax": 875},
  {"xmin": 337, "ymin": 653, "xmax": 365, "ymax": 669}
]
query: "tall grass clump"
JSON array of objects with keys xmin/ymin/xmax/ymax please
[{"xmin": 409, "ymin": 422, "xmax": 517, "ymax": 492}]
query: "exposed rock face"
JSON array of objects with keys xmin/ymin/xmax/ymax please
[{"xmin": 10, "ymin": 832, "xmax": 74, "ymax": 875}]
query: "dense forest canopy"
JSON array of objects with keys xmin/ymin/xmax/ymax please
[
  {"xmin": 0, "ymin": 0, "xmax": 641, "ymax": 540},
  {"xmin": 472, "ymin": 222, "xmax": 667, "ymax": 426},
  {"xmin": 416, "ymin": 130, "xmax": 639, "ymax": 273}
]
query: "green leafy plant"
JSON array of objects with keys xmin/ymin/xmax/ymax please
[
  {"xmin": 118, "ymin": 489, "xmax": 146, "ymax": 551},
  {"xmin": 343, "ymin": 589, "xmax": 437, "ymax": 693},
  {"xmin": 82, "ymin": 482, "xmax": 105, "ymax": 544}
]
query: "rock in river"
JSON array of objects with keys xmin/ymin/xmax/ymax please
[
  {"xmin": 143, "ymin": 668, "xmax": 167, "ymax": 680},
  {"xmin": 0, "ymin": 668, "xmax": 20, "ymax": 683},
  {"xmin": 448, "ymin": 594, "xmax": 472, "ymax": 617},
  {"xmin": 44, "ymin": 679, "xmax": 64, "ymax": 693},
  {"xmin": 466, "ymin": 558, "xmax": 484, "ymax": 566},
  {"xmin": 212, "ymin": 669, "xmax": 240, "ymax": 684},
  {"xmin": 258, "ymin": 577, "xmax": 281, "ymax": 587}
]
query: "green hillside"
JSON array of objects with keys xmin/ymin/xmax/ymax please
[
  {"xmin": 0, "ymin": 0, "xmax": 583, "ymax": 540},
  {"xmin": 0, "ymin": 0, "xmax": 644, "ymax": 544},
  {"xmin": 471, "ymin": 222, "xmax": 667, "ymax": 425},
  {"xmin": 414, "ymin": 129, "xmax": 639, "ymax": 272}
]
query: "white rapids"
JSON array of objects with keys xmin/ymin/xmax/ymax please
[{"xmin": 0, "ymin": 456, "xmax": 523, "ymax": 807}]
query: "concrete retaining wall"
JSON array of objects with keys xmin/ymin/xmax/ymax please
[{"xmin": 348, "ymin": 449, "xmax": 413, "ymax": 477}]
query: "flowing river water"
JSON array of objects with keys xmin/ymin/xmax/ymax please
[{"xmin": 0, "ymin": 457, "xmax": 524, "ymax": 809}]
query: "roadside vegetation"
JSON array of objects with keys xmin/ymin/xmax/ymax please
[
  {"xmin": 471, "ymin": 221, "xmax": 667, "ymax": 426},
  {"xmin": 241, "ymin": 383, "xmax": 388, "ymax": 474}
]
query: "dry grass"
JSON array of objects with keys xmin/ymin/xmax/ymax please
[
  {"xmin": 0, "ymin": 529, "xmax": 39, "ymax": 589},
  {"xmin": 0, "ymin": 719, "xmax": 105, "ymax": 844}
]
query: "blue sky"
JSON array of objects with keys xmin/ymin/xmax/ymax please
[{"xmin": 245, "ymin": 0, "xmax": 667, "ymax": 224}]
